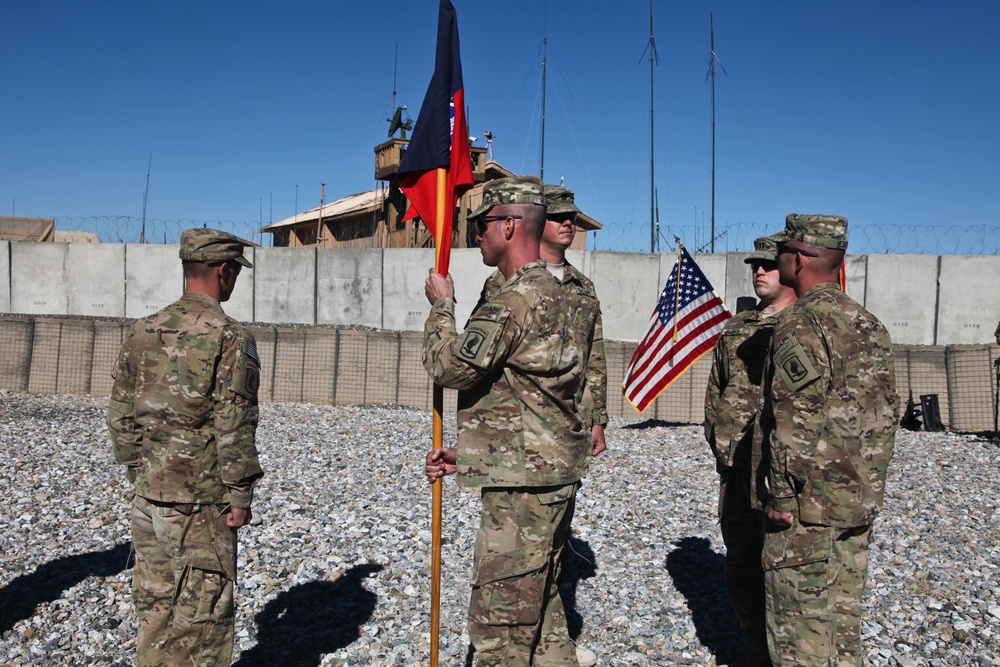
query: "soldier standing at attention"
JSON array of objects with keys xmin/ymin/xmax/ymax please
[
  {"xmin": 108, "ymin": 228, "xmax": 263, "ymax": 666},
  {"xmin": 478, "ymin": 184, "xmax": 608, "ymax": 457},
  {"xmin": 705, "ymin": 232, "xmax": 796, "ymax": 667},
  {"xmin": 541, "ymin": 185, "xmax": 608, "ymax": 459},
  {"xmin": 423, "ymin": 176, "xmax": 597, "ymax": 667},
  {"xmin": 756, "ymin": 215, "xmax": 898, "ymax": 666}
]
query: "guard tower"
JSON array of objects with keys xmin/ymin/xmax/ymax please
[{"xmin": 374, "ymin": 138, "xmax": 488, "ymax": 249}]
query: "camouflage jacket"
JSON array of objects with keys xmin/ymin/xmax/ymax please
[
  {"xmin": 704, "ymin": 308, "xmax": 778, "ymax": 472},
  {"xmin": 107, "ymin": 291, "xmax": 264, "ymax": 508},
  {"xmin": 480, "ymin": 261, "xmax": 608, "ymax": 427},
  {"xmin": 425, "ymin": 260, "xmax": 590, "ymax": 488},
  {"xmin": 754, "ymin": 282, "xmax": 898, "ymax": 527}
]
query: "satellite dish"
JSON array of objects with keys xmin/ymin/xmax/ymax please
[{"xmin": 387, "ymin": 106, "xmax": 414, "ymax": 139}]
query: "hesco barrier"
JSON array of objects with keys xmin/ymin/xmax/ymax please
[{"xmin": 1, "ymin": 315, "xmax": 997, "ymax": 432}]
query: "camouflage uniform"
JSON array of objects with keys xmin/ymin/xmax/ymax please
[
  {"xmin": 754, "ymin": 215, "xmax": 898, "ymax": 667},
  {"xmin": 424, "ymin": 178, "xmax": 590, "ymax": 666},
  {"xmin": 108, "ymin": 229, "xmax": 263, "ymax": 667},
  {"xmin": 704, "ymin": 233, "xmax": 787, "ymax": 661},
  {"xmin": 479, "ymin": 260, "xmax": 607, "ymax": 432}
]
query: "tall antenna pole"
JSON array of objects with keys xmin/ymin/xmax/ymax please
[
  {"xmin": 540, "ymin": 35, "xmax": 548, "ymax": 182},
  {"xmin": 640, "ymin": 0, "xmax": 660, "ymax": 253},
  {"xmin": 140, "ymin": 152, "xmax": 152, "ymax": 244},
  {"xmin": 316, "ymin": 183, "xmax": 325, "ymax": 246},
  {"xmin": 707, "ymin": 13, "xmax": 727, "ymax": 253}
]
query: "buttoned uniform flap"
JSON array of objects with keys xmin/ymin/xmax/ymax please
[
  {"xmin": 456, "ymin": 303, "xmax": 511, "ymax": 370},
  {"xmin": 762, "ymin": 521, "xmax": 833, "ymax": 570}
]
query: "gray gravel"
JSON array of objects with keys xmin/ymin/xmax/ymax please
[{"xmin": 0, "ymin": 392, "xmax": 998, "ymax": 666}]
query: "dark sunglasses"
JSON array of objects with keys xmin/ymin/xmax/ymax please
[
  {"xmin": 749, "ymin": 260, "xmax": 778, "ymax": 272},
  {"xmin": 777, "ymin": 242, "xmax": 818, "ymax": 258},
  {"xmin": 473, "ymin": 214, "xmax": 522, "ymax": 236}
]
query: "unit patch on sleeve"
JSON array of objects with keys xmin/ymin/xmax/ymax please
[
  {"xmin": 773, "ymin": 335, "xmax": 820, "ymax": 393},
  {"xmin": 457, "ymin": 304, "xmax": 509, "ymax": 368}
]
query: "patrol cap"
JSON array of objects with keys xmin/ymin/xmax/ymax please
[
  {"xmin": 783, "ymin": 213, "xmax": 848, "ymax": 250},
  {"xmin": 179, "ymin": 228, "xmax": 253, "ymax": 267},
  {"xmin": 469, "ymin": 176, "xmax": 546, "ymax": 220},
  {"xmin": 543, "ymin": 184, "xmax": 580, "ymax": 216},
  {"xmin": 743, "ymin": 232, "xmax": 787, "ymax": 263}
]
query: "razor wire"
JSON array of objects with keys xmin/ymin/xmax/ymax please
[{"xmin": 51, "ymin": 216, "xmax": 1000, "ymax": 256}]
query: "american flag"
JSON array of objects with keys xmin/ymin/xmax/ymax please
[{"xmin": 623, "ymin": 247, "xmax": 731, "ymax": 412}]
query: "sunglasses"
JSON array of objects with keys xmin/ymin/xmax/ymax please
[
  {"xmin": 473, "ymin": 214, "xmax": 522, "ymax": 237},
  {"xmin": 749, "ymin": 260, "xmax": 778, "ymax": 272},
  {"xmin": 776, "ymin": 243, "xmax": 818, "ymax": 258}
]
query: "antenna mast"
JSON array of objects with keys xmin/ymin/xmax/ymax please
[
  {"xmin": 140, "ymin": 152, "xmax": 152, "ymax": 244},
  {"xmin": 707, "ymin": 13, "xmax": 727, "ymax": 253},
  {"xmin": 640, "ymin": 0, "xmax": 661, "ymax": 253},
  {"xmin": 540, "ymin": 33, "xmax": 548, "ymax": 181}
]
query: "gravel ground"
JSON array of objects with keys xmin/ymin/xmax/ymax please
[{"xmin": 0, "ymin": 392, "xmax": 998, "ymax": 666}]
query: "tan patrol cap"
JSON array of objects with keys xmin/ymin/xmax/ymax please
[
  {"xmin": 784, "ymin": 214, "xmax": 848, "ymax": 250},
  {"xmin": 469, "ymin": 176, "xmax": 546, "ymax": 220},
  {"xmin": 179, "ymin": 228, "xmax": 253, "ymax": 267},
  {"xmin": 744, "ymin": 232, "xmax": 787, "ymax": 263},
  {"xmin": 543, "ymin": 184, "xmax": 580, "ymax": 216}
]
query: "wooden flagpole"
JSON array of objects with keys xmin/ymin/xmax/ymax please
[{"xmin": 429, "ymin": 166, "xmax": 448, "ymax": 667}]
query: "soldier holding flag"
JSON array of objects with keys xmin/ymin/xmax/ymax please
[{"xmin": 423, "ymin": 176, "xmax": 597, "ymax": 666}]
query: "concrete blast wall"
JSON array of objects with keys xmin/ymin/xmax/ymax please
[{"xmin": 5, "ymin": 242, "xmax": 1000, "ymax": 345}]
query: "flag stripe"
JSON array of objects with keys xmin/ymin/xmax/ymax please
[
  {"xmin": 626, "ymin": 295, "xmax": 727, "ymax": 382},
  {"xmin": 397, "ymin": 0, "xmax": 473, "ymax": 276},
  {"xmin": 622, "ymin": 247, "xmax": 732, "ymax": 412}
]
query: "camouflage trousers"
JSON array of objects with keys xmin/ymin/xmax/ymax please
[
  {"xmin": 469, "ymin": 483, "xmax": 579, "ymax": 667},
  {"xmin": 131, "ymin": 495, "xmax": 238, "ymax": 667},
  {"xmin": 718, "ymin": 467, "xmax": 768, "ymax": 657},
  {"xmin": 762, "ymin": 517, "xmax": 873, "ymax": 667}
]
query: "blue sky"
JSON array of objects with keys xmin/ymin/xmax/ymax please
[{"xmin": 3, "ymin": 1, "xmax": 998, "ymax": 253}]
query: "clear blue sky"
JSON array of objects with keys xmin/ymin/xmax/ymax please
[{"xmin": 3, "ymin": 1, "xmax": 998, "ymax": 253}]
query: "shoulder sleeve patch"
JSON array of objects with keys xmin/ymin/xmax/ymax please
[
  {"xmin": 457, "ymin": 304, "xmax": 510, "ymax": 368},
  {"xmin": 235, "ymin": 337, "xmax": 261, "ymax": 400},
  {"xmin": 773, "ymin": 335, "xmax": 820, "ymax": 393}
]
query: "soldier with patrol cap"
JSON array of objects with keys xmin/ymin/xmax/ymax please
[
  {"xmin": 478, "ymin": 184, "xmax": 609, "ymax": 457},
  {"xmin": 108, "ymin": 228, "xmax": 263, "ymax": 666},
  {"xmin": 705, "ymin": 232, "xmax": 796, "ymax": 666},
  {"xmin": 423, "ymin": 176, "xmax": 597, "ymax": 666},
  {"xmin": 754, "ymin": 214, "xmax": 898, "ymax": 666}
]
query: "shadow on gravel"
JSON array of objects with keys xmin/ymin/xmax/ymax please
[
  {"xmin": 560, "ymin": 536, "xmax": 597, "ymax": 640},
  {"xmin": 622, "ymin": 419, "xmax": 688, "ymax": 430},
  {"xmin": 235, "ymin": 563, "xmax": 383, "ymax": 666},
  {"xmin": 664, "ymin": 537, "xmax": 745, "ymax": 665},
  {"xmin": 0, "ymin": 541, "xmax": 133, "ymax": 634}
]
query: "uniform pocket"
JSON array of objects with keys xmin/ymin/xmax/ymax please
[
  {"xmin": 174, "ymin": 505, "xmax": 236, "ymax": 627},
  {"xmin": 469, "ymin": 546, "xmax": 548, "ymax": 626}
]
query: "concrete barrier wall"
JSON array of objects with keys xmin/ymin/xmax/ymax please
[
  {"xmin": 865, "ymin": 254, "xmax": 939, "ymax": 345},
  {"xmin": 125, "ymin": 244, "xmax": 183, "ymax": 319},
  {"xmin": 254, "ymin": 247, "xmax": 315, "ymax": 324},
  {"xmin": 937, "ymin": 256, "xmax": 1000, "ymax": 344},
  {"xmin": 68, "ymin": 243, "xmax": 125, "ymax": 317},
  {"xmin": 5, "ymin": 242, "xmax": 1000, "ymax": 346},
  {"xmin": 0, "ymin": 241, "xmax": 9, "ymax": 313}
]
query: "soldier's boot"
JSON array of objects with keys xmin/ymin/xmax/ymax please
[{"xmin": 575, "ymin": 645, "xmax": 598, "ymax": 667}]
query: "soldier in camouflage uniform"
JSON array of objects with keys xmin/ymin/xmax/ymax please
[
  {"xmin": 705, "ymin": 232, "xmax": 796, "ymax": 667},
  {"xmin": 478, "ymin": 184, "xmax": 608, "ymax": 456},
  {"xmin": 754, "ymin": 214, "xmax": 898, "ymax": 666},
  {"xmin": 423, "ymin": 176, "xmax": 596, "ymax": 667},
  {"xmin": 108, "ymin": 228, "xmax": 263, "ymax": 667}
]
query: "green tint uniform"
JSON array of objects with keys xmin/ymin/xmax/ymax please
[
  {"xmin": 756, "ymin": 282, "xmax": 897, "ymax": 666},
  {"xmin": 108, "ymin": 291, "xmax": 263, "ymax": 667},
  {"xmin": 704, "ymin": 308, "xmax": 778, "ymax": 658},
  {"xmin": 424, "ymin": 260, "xmax": 590, "ymax": 666}
]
